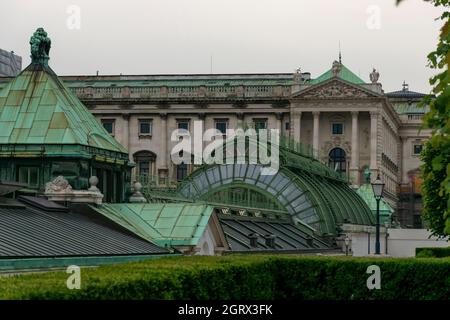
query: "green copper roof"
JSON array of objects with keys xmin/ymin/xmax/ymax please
[
  {"xmin": 310, "ymin": 63, "xmax": 365, "ymax": 85},
  {"xmin": 90, "ymin": 203, "xmax": 214, "ymax": 247},
  {"xmin": 356, "ymin": 184, "xmax": 393, "ymax": 225},
  {"xmin": 394, "ymin": 102, "xmax": 430, "ymax": 114},
  {"xmin": 0, "ymin": 63, "xmax": 128, "ymax": 156}
]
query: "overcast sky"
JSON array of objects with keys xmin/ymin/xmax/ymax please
[{"xmin": 0, "ymin": 0, "xmax": 444, "ymax": 93}]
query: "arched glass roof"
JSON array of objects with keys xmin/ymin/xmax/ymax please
[{"xmin": 176, "ymin": 136, "xmax": 374, "ymax": 236}]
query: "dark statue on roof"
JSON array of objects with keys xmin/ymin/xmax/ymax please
[{"xmin": 30, "ymin": 28, "xmax": 51, "ymax": 67}]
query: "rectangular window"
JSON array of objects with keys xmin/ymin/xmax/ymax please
[
  {"xmin": 215, "ymin": 119, "xmax": 229, "ymax": 134},
  {"xmin": 101, "ymin": 119, "xmax": 115, "ymax": 135},
  {"xmin": 413, "ymin": 144, "xmax": 423, "ymax": 155},
  {"xmin": 139, "ymin": 119, "xmax": 152, "ymax": 135},
  {"xmin": 253, "ymin": 118, "xmax": 268, "ymax": 131},
  {"xmin": 331, "ymin": 123, "xmax": 344, "ymax": 135},
  {"xmin": 176, "ymin": 163, "xmax": 188, "ymax": 182},
  {"xmin": 285, "ymin": 122, "xmax": 290, "ymax": 130},
  {"xmin": 18, "ymin": 167, "xmax": 39, "ymax": 188},
  {"xmin": 177, "ymin": 119, "xmax": 190, "ymax": 131}
]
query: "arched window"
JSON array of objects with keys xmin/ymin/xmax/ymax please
[
  {"xmin": 329, "ymin": 148, "xmax": 346, "ymax": 173},
  {"xmin": 133, "ymin": 150, "xmax": 156, "ymax": 178}
]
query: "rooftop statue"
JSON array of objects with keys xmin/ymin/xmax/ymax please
[
  {"xmin": 370, "ymin": 68, "xmax": 380, "ymax": 84},
  {"xmin": 331, "ymin": 60, "xmax": 341, "ymax": 77},
  {"xmin": 30, "ymin": 27, "xmax": 51, "ymax": 67},
  {"xmin": 293, "ymin": 67, "xmax": 302, "ymax": 83}
]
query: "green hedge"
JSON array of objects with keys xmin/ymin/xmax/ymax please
[
  {"xmin": 1, "ymin": 255, "xmax": 450, "ymax": 300},
  {"xmin": 416, "ymin": 247, "xmax": 450, "ymax": 258}
]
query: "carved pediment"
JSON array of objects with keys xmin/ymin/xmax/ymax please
[{"xmin": 292, "ymin": 79, "xmax": 378, "ymax": 99}]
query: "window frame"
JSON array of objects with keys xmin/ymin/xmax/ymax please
[
  {"xmin": 331, "ymin": 122, "xmax": 344, "ymax": 135},
  {"xmin": 18, "ymin": 166, "xmax": 40, "ymax": 188},
  {"xmin": 138, "ymin": 119, "xmax": 153, "ymax": 137},
  {"xmin": 412, "ymin": 143, "xmax": 423, "ymax": 156},
  {"xmin": 177, "ymin": 119, "xmax": 190, "ymax": 131},
  {"xmin": 253, "ymin": 118, "xmax": 268, "ymax": 131},
  {"xmin": 101, "ymin": 119, "xmax": 115, "ymax": 136},
  {"xmin": 214, "ymin": 118, "xmax": 229, "ymax": 135}
]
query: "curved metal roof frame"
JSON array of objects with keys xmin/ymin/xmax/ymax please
[{"xmin": 176, "ymin": 136, "xmax": 374, "ymax": 236}]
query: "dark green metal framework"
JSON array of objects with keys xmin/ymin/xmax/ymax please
[{"xmin": 174, "ymin": 136, "xmax": 374, "ymax": 236}]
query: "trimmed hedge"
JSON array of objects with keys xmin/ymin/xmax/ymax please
[
  {"xmin": 1, "ymin": 255, "xmax": 450, "ymax": 300},
  {"xmin": 416, "ymin": 247, "xmax": 450, "ymax": 258}
]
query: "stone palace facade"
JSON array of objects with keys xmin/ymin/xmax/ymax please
[{"xmin": 0, "ymin": 60, "xmax": 430, "ymax": 227}]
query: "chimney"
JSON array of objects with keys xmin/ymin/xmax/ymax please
[
  {"xmin": 265, "ymin": 234, "xmax": 277, "ymax": 248},
  {"xmin": 249, "ymin": 233, "xmax": 259, "ymax": 247}
]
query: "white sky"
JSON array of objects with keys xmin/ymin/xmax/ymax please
[{"xmin": 0, "ymin": 0, "xmax": 444, "ymax": 93}]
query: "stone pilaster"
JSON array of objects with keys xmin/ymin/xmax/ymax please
[
  {"xmin": 159, "ymin": 113, "xmax": 168, "ymax": 171},
  {"xmin": 350, "ymin": 111, "xmax": 359, "ymax": 186},
  {"xmin": 312, "ymin": 111, "xmax": 320, "ymax": 159},
  {"xmin": 369, "ymin": 110, "xmax": 380, "ymax": 177},
  {"xmin": 292, "ymin": 110, "xmax": 302, "ymax": 143}
]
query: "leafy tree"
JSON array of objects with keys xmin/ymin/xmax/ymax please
[{"xmin": 403, "ymin": 0, "xmax": 450, "ymax": 237}]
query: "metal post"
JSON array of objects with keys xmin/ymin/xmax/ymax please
[{"xmin": 375, "ymin": 198, "xmax": 381, "ymax": 255}]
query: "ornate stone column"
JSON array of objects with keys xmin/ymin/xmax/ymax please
[
  {"xmin": 292, "ymin": 110, "xmax": 302, "ymax": 143},
  {"xmin": 312, "ymin": 111, "xmax": 320, "ymax": 158},
  {"xmin": 370, "ymin": 110, "xmax": 379, "ymax": 176},
  {"xmin": 350, "ymin": 111, "xmax": 359, "ymax": 186}
]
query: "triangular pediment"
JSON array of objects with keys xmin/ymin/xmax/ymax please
[{"xmin": 291, "ymin": 77, "xmax": 381, "ymax": 99}]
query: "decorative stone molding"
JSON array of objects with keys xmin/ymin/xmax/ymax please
[
  {"xmin": 322, "ymin": 136, "xmax": 352, "ymax": 156},
  {"xmin": 275, "ymin": 112, "xmax": 284, "ymax": 120},
  {"xmin": 236, "ymin": 112, "xmax": 244, "ymax": 120},
  {"xmin": 232, "ymin": 100, "xmax": 247, "ymax": 108},
  {"xmin": 197, "ymin": 112, "xmax": 206, "ymax": 120},
  {"xmin": 195, "ymin": 102, "xmax": 209, "ymax": 109},
  {"xmin": 271, "ymin": 100, "xmax": 289, "ymax": 108},
  {"xmin": 303, "ymin": 82, "xmax": 371, "ymax": 99},
  {"xmin": 159, "ymin": 112, "xmax": 168, "ymax": 119},
  {"xmin": 45, "ymin": 176, "xmax": 72, "ymax": 193},
  {"xmin": 45, "ymin": 176, "xmax": 103, "ymax": 205}
]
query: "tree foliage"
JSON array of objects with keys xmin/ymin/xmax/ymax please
[{"xmin": 415, "ymin": 0, "xmax": 450, "ymax": 237}]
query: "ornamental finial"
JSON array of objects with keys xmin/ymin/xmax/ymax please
[{"xmin": 30, "ymin": 28, "xmax": 51, "ymax": 67}]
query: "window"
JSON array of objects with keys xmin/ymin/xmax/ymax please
[
  {"xmin": 413, "ymin": 144, "xmax": 423, "ymax": 155},
  {"xmin": 139, "ymin": 119, "xmax": 152, "ymax": 135},
  {"xmin": 253, "ymin": 119, "xmax": 267, "ymax": 131},
  {"xmin": 139, "ymin": 161, "xmax": 149, "ymax": 176},
  {"xmin": 331, "ymin": 123, "xmax": 344, "ymax": 135},
  {"xmin": 285, "ymin": 122, "xmax": 290, "ymax": 130},
  {"xmin": 328, "ymin": 148, "xmax": 346, "ymax": 173},
  {"xmin": 18, "ymin": 167, "xmax": 39, "ymax": 188},
  {"xmin": 176, "ymin": 162, "xmax": 188, "ymax": 181},
  {"xmin": 215, "ymin": 119, "xmax": 229, "ymax": 135},
  {"xmin": 133, "ymin": 151, "xmax": 156, "ymax": 178},
  {"xmin": 101, "ymin": 119, "xmax": 115, "ymax": 135},
  {"xmin": 177, "ymin": 119, "xmax": 190, "ymax": 131}
]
